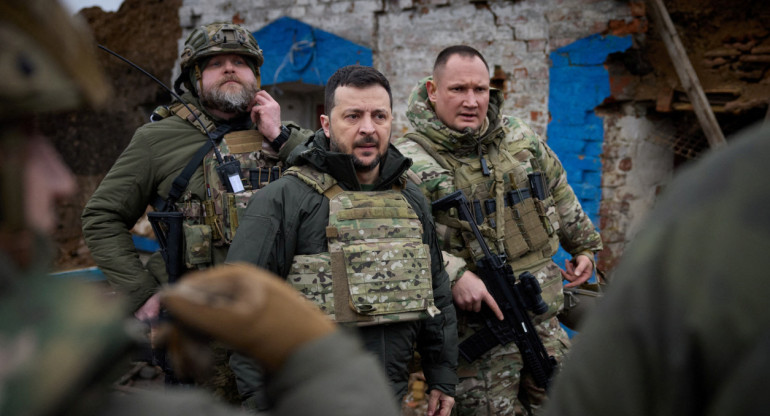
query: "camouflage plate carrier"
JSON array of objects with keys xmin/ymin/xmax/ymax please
[
  {"xmin": 401, "ymin": 126, "xmax": 565, "ymax": 320},
  {"xmin": 156, "ymin": 101, "xmax": 284, "ymax": 269},
  {"xmin": 404, "ymin": 130, "xmax": 561, "ymax": 273},
  {"xmin": 283, "ymin": 165, "xmax": 440, "ymax": 326}
]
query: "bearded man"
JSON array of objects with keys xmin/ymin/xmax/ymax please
[
  {"xmin": 81, "ymin": 22, "xmax": 311, "ymax": 397},
  {"xmin": 226, "ymin": 65, "xmax": 458, "ymax": 416},
  {"xmin": 83, "ymin": 22, "xmax": 308, "ymax": 322}
]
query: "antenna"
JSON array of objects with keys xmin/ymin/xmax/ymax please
[{"xmin": 97, "ymin": 44, "xmax": 226, "ymax": 165}]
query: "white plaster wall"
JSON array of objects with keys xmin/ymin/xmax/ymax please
[
  {"xmin": 175, "ymin": 0, "xmax": 632, "ymax": 136},
  {"xmin": 601, "ymin": 104, "xmax": 675, "ymax": 269}
]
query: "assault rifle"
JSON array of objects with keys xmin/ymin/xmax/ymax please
[{"xmin": 432, "ymin": 190, "xmax": 557, "ymax": 388}]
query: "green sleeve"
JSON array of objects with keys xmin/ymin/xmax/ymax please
[
  {"xmin": 81, "ymin": 128, "xmax": 160, "ymax": 311},
  {"xmin": 277, "ymin": 122, "xmax": 315, "ymax": 166}
]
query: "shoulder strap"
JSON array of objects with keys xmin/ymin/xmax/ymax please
[
  {"xmin": 168, "ymin": 101, "xmax": 217, "ymax": 136},
  {"xmin": 283, "ymin": 165, "xmax": 338, "ymax": 195},
  {"xmin": 153, "ymin": 139, "xmax": 214, "ymax": 212},
  {"xmin": 404, "ymin": 132, "xmax": 458, "ymax": 171}
]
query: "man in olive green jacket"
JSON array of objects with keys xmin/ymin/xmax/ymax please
[
  {"xmin": 82, "ymin": 22, "xmax": 308, "ymax": 319},
  {"xmin": 227, "ymin": 65, "xmax": 458, "ymax": 416}
]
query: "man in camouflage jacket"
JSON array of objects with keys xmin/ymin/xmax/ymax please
[
  {"xmin": 227, "ymin": 65, "xmax": 458, "ymax": 416},
  {"xmin": 394, "ymin": 45, "xmax": 603, "ymax": 415}
]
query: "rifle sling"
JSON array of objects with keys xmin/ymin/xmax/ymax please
[{"xmin": 153, "ymin": 139, "xmax": 215, "ymax": 212}]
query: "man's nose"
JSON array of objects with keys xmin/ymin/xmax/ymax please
[
  {"xmin": 359, "ymin": 114, "xmax": 376, "ymax": 135},
  {"xmin": 462, "ymin": 90, "xmax": 478, "ymax": 107},
  {"xmin": 222, "ymin": 59, "xmax": 236, "ymax": 72}
]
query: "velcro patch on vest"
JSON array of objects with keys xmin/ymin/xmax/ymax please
[
  {"xmin": 342, "ymin": 241, "xmax": 432, "ymax": 315},
  {"xmin": 223, "ymin": 130, "xmax": 264, "ymax": 154}
]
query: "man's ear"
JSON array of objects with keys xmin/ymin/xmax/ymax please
[
  {"xmin": 426, "ymin": 79, "xmax": 438, "ymax": 103},
  {"xmin": 320, "ymin": 114, "xmax": 331, "ymax": 137}
]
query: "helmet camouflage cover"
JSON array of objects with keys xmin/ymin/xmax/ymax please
[{"xmin": 179, "ymin": 22, "xmax": 264, "ymax": 93}]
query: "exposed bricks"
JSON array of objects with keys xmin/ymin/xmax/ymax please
[
  {"xmin": 704, "ymin": 48, "xmax": 741, "ymax": 58},
  {"xmin": 606, "ymin": 17, "xmax": 647, "ymax": 37},
  {"xmin": 701, "ymin": 34, "xmax": 770, "ymax": 82},
  {"xmin": 740, "ymin": 54, "xmax": 770, "ymax": 63}
]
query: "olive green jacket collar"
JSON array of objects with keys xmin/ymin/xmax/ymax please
[{"xmin": 296, "ymin": 129, "xmax": 412, "ymax": 191}]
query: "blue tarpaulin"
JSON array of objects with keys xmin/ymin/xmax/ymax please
[{"xmin": 253, "ymin": 17, "xmax": 372, "ymax": 87}]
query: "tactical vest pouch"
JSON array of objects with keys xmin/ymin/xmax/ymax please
[
  {"xmin": 341, "ymin": 240, "xmax": 433, "ymax": 316},
  {"xmin": 536, "ymin": 195, "xmax": 561, "ymax": 236},
  {"xmin": 183, "ymin": 223, "xmax": 212, "ymax": 267},
  {"xmin": 202, "ymin": 199, "xmax": 223, "ymax": 241},
  {"xmin": 328, "ymin": 191, "xmax": 439, "ymax": 326},
  {"xmin": 220, "ymin": 191, "xmax": 255, "ymax": 243},
  {"xmin": 502, "ymin": 206, "xmax": 529, "ymax": 258},
  {"xmin": 504, "ymin": 197, "xmax": 550, "ymax": 259}
]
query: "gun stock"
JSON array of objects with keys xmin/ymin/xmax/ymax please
[{"xmin": 147, "ymin": 211, "xmax": 185, "ymax": 284}]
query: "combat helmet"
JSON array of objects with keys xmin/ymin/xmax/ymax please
[{"xmin": 175, "ymin": 22, "xmax": 264, "ymax": 96}]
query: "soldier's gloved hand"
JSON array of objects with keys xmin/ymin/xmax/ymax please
[{"xmin": 160, "ymin": 263, "xmax": 336, "ymax": 372}]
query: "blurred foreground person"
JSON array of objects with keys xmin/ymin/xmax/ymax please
[
  {"xmin": 0, "ymin": 1, "xmax": 397, "ymax": 415},
  {"xmin": 544, "ymin": 122, "xmax": 770, "ymax": 416}
]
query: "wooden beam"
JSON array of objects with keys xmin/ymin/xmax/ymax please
[{"xmin": 647, "ymin": 0, "xmax": 727, "ymax": 149}]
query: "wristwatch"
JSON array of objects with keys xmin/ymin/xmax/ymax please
[{"xmin": 269, "ymin": 124, "xmax": 291, "ymax": 152}]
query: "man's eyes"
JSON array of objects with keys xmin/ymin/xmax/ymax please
[{"xmin": 208, "ymin": 59, "xmax": 246, "ymax": 67}]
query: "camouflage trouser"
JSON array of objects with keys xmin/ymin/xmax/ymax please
[{"xmin": 453, "ymin": 316, "xmax": 570, "ymax": 416}]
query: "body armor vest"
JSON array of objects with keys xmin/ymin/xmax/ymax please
[
  {"xmin": 283, "ymin": 165, "xmax": 440, "ymax": 326},
  {"xmin": 161, "ymin": 102, "xmax": 283, "ymax": 268},
  {"xmin": 406, "ymin": 131, "xmax": 561, "ymax": 272}
]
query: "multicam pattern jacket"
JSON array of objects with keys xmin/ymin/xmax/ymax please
[
  {"xmin": 394, "ymin": 77, "xmax": 603, "ymax": 323},
  {"xmin": 226, "ymin": 129, "xmax": 458, "ymax": 398}
]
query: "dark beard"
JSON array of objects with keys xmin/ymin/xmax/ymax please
[
  {"xmin": 330, "ymin": 134, "xmax": 382, "ymax": 172},
  {"xmin": 200, "ymin": 77, "xmax": 259, "ymax": 114}
]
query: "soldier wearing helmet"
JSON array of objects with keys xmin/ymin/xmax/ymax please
[
  {"xmin": 82, "ymin": 22, "xmax": 311, "ymax": 322},
  {"xmin": 0, "ymin": 4, "xmax": 397, "ymax": 415},
  {"xmin": 81, "ymin": 20, "xmax": 312, "ymax": 398}
]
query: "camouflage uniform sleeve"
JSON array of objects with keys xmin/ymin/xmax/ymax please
[
  {"xmin": 81, "ymin": 128, "xmax": 162, "ymax": 312},
  {"xmin": 404, "ymin": 183, "xmax": 459, "ymax": 396},
  {"xmin": 394, "ymin": 136, "xmax": 467, "ymax": 286},
  {"xmin": 526, "ymin": 124, "xmax": 603, "ymax": 257}
]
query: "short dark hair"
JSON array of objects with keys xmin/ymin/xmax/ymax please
[
  {"xmin": 324, "ymin": 65, "xmax": 392, "ymax": 114},
  {"xmin": 433, "ymin": 45, "xmax": 489, "ymax": 77}
]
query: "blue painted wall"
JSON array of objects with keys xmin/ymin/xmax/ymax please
[
  {"xmin": 548, "ymin": 34, "xmax": 632, "ymax": 270},
  {"xmin": 253, "ymin": 17, "xmax": 372, "ymax": 87}
]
